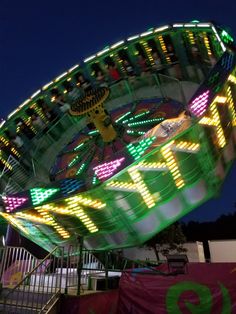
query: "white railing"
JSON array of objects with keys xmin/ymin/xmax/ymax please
[
  {"xmin": 2, "ymin": 246, "xmax": 61, "ymax": 313},
  {"xmin": 0, "ymin": 246, "xmax": 39, "ymax": 289},
  {"xmin": 65, "ymin": 245, "xmax": 105, "ymax": 293},
  {"xmin": 0, "ymin": 245, "xmax": 105, "ymax": 313}
]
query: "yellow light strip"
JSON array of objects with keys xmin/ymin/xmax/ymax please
[
  {"xmin": 33, "ymin": 104, "xmax": 48, "ymax": 123},
  {"xmin": 199, "ymin": 100, "xmax": 226, "ymax": 148},
  {"xmin": 66, "ymin": 195, "xmax": 106, "ymax": 209},
  {"xmin": 199, "ymin": 116, "xmax": 215, "ymax": 125},
  {"xmin": 15, "ymin": 212, "xmax": 52, "ymax": 225},
  {"xmin": 186, "ymin": 30, "xmax": 195, "ymax": 45},
  {"xmin": 137, "ymin": 161, "xmax": 168, "ymax": 170},
  {"xmin": 161, "ymin": 141, "xmax": 185, "ymax": 189},
  {"xmin": 36, "ymin": 204, "xmax": 99, "ymax": 234},
  {"xmin": 226, "ymin": 86, "xmax": 236, "ymax": 126},
  {"xmin": 140, "ymin": 40, "xmax": 154, "ymax": 65},
  {"xmin": 36, "ymin": 204, "xmax": 70, "ymax": 215},
  {"xmin": 106, "ymin": 181, "xmax": 136, "ymax": 191},
  {"xmin": 0, "ymin": 213, "xmax": 29, "ymax": 235},
  {"xmin": 107, "ymin": 169, "xmax": 157, "ymax": 208},
  {"xmin": 228, "ymin": 74, "xmax": 236, "ymax": 85},
  {"xmin": 0, "ymin": 140, "xmax": 20, "ymax": 159},
  {"xmin": 128, "ymin": 166, "xmax": 156, "ymax": 208},
  {"xmin": 158, "ymin": 35, "xmax": 171, "ymax": 63},
  {"xmin": 174, "ymin": 141, "xmax": 200, "ymax": 153},
  {"xmin": 0, "ymin": 136, "xmax": 9, "ymax": 146},
  {"xmin": 0, "ymin": 152, "xmax": 12, "ymax": 170},
  {"xmin": 72, "ymin": 206, "xmax": 98, "ymax": 233},
  {"xmin": 203, "ymin": 32, "xmax": 212, "ymax": 56},
  {"xmin": 215, "ymin": 96, "xmax": 227, "ymax": 103},
  {"xmin": 107, "ymin": 140, "xmax": 187, "ymax": 197},
  {"xmin": 23, "ymin": 117, "xmax": 37, "ymax": 134},
  {"xmin": 10, "ymin": 147, "xmax": 20, "ymax": 157},
  {"xmin": 113, "ymin": 52, "xmax": 126, "ymax": 73},
  {"xmin": 36, "ymin": 206, "xmax": 70, "ymax": 239}
]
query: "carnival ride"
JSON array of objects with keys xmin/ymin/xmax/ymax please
[{"xmin": 0, "ymin": 21, "xmax": 235, "ymax": 253}]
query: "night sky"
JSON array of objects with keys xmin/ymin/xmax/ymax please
[{"xmin": 1, "ymin": 0, "xmax": 235, "ymax": 222}]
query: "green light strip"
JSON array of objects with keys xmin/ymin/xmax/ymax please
[
  {"xmin": 68, "ymin": 155, "xmax": 81, "ymax": 168},
  {"xmin": 128, "ymin": 111, "xmax": 150, "ymax": 121},
  {"xmin": 126, "ymin": 129, "xmax": 146, "ymax": 135},
  {"xmin": 73, "ymin": 142, "xmax": 85, "ymax": 151},
  {"xmin": 122, "ymin": 111, "xmax": 150, "ymax": 124},
  {"xmin": 221, "ymin": 30, "xmax": 234, "ymax": 43},
  {"xmin": 30, "ymin": 188, "xmax": 59, "ymax": 206},
  {"xmin": 128, "ymin": 118, "xmax": 164, "ymax": 127},
  {"xmin": 88, "ymin": 130, "xmax": 99, "ymax": 135},
  {"xmin": 92, "ymin": 174, "xmax": 98, "ymax": 185},
  {"xmin": 76, "ymin": 163, "xmax": 85, "ymax": 175},
  {"xmin": 127, "ymin": 136, "xmax": 156, "ymax": 160},
  {"xmin": 115, "ymin": 111, "xmax": 131, "ymax": 122}
]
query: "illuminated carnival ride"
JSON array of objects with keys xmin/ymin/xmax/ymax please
[{"xmin": 0, "ymin": 21, "xmax": 235, "ymax": 252}]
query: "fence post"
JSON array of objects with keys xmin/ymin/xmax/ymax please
[
  {"xmin": 65, "ymin": 246, "xmax": 70, "ymax": 295},
  {"xmin": 105, "ymin": 251, "xmax": 109, "ymax": 290},
  {"xmin": 77, "ymin": 236, "xmax": 84, "ymax": 296}
]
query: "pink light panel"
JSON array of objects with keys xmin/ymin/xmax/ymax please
[
  {"xmin": 93, "ymin": 157, "xmax": 125, "ymax": 180},
  {"xmin": 3, "ymin": 196, "xmax": 28, "ymax": 212},
  {"xmin": 189, "ymin": 90, "xmax": 210, "ymax": 117}
]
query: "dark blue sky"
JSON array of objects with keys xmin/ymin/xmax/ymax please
[{"xmin": 1, "ymin": 0, "xmax": 235, "ymax": 221}]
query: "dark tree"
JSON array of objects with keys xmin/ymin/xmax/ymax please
[
  {"xmin": 144, "ymin": 223, "xmax": 187, "ymax": 261},
  {"xmin": 182, "ymin": 212, "xmax": 236, "ymax": 241}
]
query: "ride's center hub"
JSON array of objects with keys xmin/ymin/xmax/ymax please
[{"xmin": 70, "ymin": 87, "xmax": 117, "ymax": 143}]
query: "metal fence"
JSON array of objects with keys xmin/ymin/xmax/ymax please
[
  {"xmin": 0, "ymin": 245, "xmax": 105, "ymax": 313},
  {"xmin": 64, "ymin": 245, "xmax": 105, "ymax": 294},
  {"xmin": 0, "ymin": 244, "xmax": 167, "ymax": 313},
  {"xmin": 0, "ymin": 246, "xmax": 39, "ymax": 289}
]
